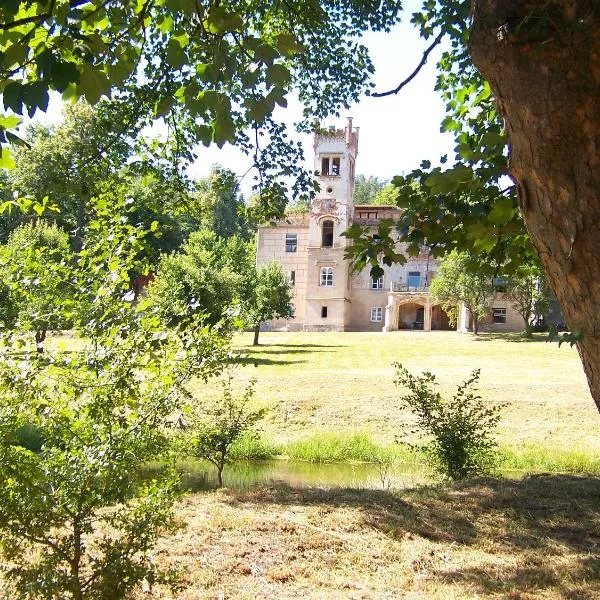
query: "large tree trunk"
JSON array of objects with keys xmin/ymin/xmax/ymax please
[{"xmin": 471, "ymin": 0, "xmax": 600, "ymax": 411}]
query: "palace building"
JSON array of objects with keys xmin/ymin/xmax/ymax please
[{"xmin": 256, "ymin": 118, "xmax": 525, "ymax": 333}]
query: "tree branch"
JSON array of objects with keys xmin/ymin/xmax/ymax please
[{"xmin": 371, "ymin": 31, "xmax": 444, "ymax": 98}]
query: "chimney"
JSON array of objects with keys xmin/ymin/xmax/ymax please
[{"xmin": 346, "ymin": 117, "xmax": 353, "ymax": 144}]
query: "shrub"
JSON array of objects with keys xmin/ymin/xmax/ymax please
[
  {"xmin": 192, "ymin": 375, "xmax": 266, "ymax": 487},
  {"xmin": 394, "ymin": 363, "xmax": 504, "ymax": 480},
  {"xmin": 0, "ymin": 202, "xmax": 226, "ymax": 599}
]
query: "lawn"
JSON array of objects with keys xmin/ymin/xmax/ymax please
[
  {"xmin": 17, "ymin": 331, "xmax": 600, "ymax": 598},
  {"xmin": 191, "ymin": 330, "xmax": 600, "ymax": 455}
]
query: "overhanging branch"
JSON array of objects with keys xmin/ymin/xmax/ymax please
[{"xmin": 371, "ymin": 31, "xmax": 444, "ymax": 98}]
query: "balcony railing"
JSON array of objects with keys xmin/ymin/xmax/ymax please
[{"xmin": 391, "ymin": 281, "xmax": 429, "ymax": 292}]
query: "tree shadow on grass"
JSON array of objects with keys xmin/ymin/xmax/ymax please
[
  {"xmin": 227, "ymin": 474, "xmax": 600, "ymax": 597},
  {"xmin": 240, "ymin": 347, "xmax": 336, "ymax": 356},
  {"xmin": 258, "ymin": 343, "xmax": 343, "ymax": 348},
  {"xmin": 233, "ymin": 356, "xmax": 307, "ymax": 367},
  {"xmin": 472, "ymin": 332, "xmax": 549, "ymax": 343}
]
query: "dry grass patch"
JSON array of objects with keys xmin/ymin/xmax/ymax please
[{"xmin": 138, "ymin": 475, "xmax": 600, "ymax": 599}]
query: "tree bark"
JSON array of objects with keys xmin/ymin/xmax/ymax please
[
  {"xmin": 471, "ymin": 0, "xmax": 600, "ymax": 411},
  {"xmin": 253, "ymin": 324, "xmax": 260, "ymax": 346}
]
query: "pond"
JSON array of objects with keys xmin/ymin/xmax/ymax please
[{"xmin": 172, "ymin": 459, "xmax": 432, "ymax": 492}]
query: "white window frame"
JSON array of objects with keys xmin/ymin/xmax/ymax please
[
  {"xmin": 492, "ymin": 307, "xmax": 507, "ymax": 324},
  {"xmin": 320, "ymin": 267, "xmax": 333, "ymax": 287},
  {"xmin": 285, "ymin": 233, "xmax": 297, "ymax": 253},
  {"xmin": 320, "ymin": 155, "xmax": 341, "ymax": 177},
  {"xmin": 370, "ymin": 307, "xmax": 383, "ymax": 322},
  {"xmin": 371, "ymin": 275, "xmax": 384, "ymax": 290}
]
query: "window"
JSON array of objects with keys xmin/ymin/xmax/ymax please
[
  {"xmin": 370, "ymin": 307, "xmax": 383, "ymax": 322},
  {"xmin": 320, "ymin": 267, "xmax": 333, "ymax": 287},
  {"xmin": 320, "ymin": 156, "xmax": 341, "ymax": 176},
  {"xmin": 332, "ymin": 157, "xmax": 340, "ymax": 175},
  {"xmin": 321, "ymin": 306, "xmax": 328, "ymax": 318},
  {"xmin": 290, "ymin": 305, "xmax": 296, "ymax": 318},
  {"xmin": 285, "ymin": 233, "xmax": 297, "ymax": 252},
  {"xmin": 290, "ymin": 271, "xmax": 295, "ymax": 286},
  {"xmin": 371, "ymin": 275, "xmax": 384, "ymax": 290},
  {"xmin": 493, "ymin": 307, "xmax": 507, "ymax": 324},
  {"xmin": 408, "ymin": 271, "xmax": 421, "ymax": 289},
  {"xmin": 322, "ymin": 220, "xmax": 334, "ymax": 247},
  {"xmin": 492, "ymin": 277, "xmax": 508, "ymax": 292}
]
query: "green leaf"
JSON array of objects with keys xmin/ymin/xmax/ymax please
[
  {"xmin": 166, "ymin": 39, "xmax": 186, "ymax": 69},
  {"xmin": 79, "ymin": 64, "xmax": 110, "ymax": 104},
  {"xmin": 254, "ymin": 44, "xmax": 278, "ymax": 65},
  {"xmin": 3, "ymin": 81, "xmax": 23, "ymax": 113},
  {"xmin": 155, "ymin": 95, "xmax": 174, "ymax": 118},
  {"xmin": 205, "ymin": 6, "xmax": 243, "ymax": 33},
  {"xmin": 51, "ymin": 60, "xmax": 81, "ymax": 92},
  {"xmin": 488, "ymin": 196, "xmax": 515, "ymax": 225},
  {"xmin": 0, "ymin": 146, "xmax": 15, "ymax": 169},
  {"xmin": 274, "ymin": 33, "xmax": 305, "ymax": 57},
  {"xmin": 265, "ymin": 64, "xmax": 290, "ymax": 87}
]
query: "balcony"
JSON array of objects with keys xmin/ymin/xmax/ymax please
[{"xmin": 391, "ymin": 281, "xmax": 429, "ymax": 293}]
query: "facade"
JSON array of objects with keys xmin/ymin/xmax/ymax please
[{"xmin": 256, "ymin": 119, "xmax": 525, "ymax": 333}]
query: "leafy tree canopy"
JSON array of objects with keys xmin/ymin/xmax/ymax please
[
  {"xmin": 429, "ymin": 250, "xmax": 494, "ymax": 335},
  {"xmin": 0, "ymin": 0, "xmax": 403, "ymax": 217},
  {"xmin": 353, "ymin": 174, "xmax": 386, "ymax": 205},
  {"xmin": 193, "ymin": 164, "xmax": 253, "ymax": 240}
]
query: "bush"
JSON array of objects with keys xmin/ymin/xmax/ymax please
[
  {"xmin": 191, "ymin": 375, "xmax": 266, "ymax": 487},
  {"xmin": 394, "ymin": 363, "xmax": 504, "ymax": 480}
]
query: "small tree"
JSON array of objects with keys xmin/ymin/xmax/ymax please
[
  {"xmin": 146, "ymin": 230, "xmax": 245, "ymax": 330},
  {"xmin": 192, "ymin": 376, "xmax": 265, "ymax": 488},
  {"xmin": 1, "ymin": 221, "xmax": 72, "ymax": 351},
  {"xmin": 394, "ymin": 363, "xmax": 504, "ymax": 480},
  {"xmin": 245, "ymin": 262, "xmax": 293, "ymax": 346},
  {"xmin": 504, "ymin": 264, "xmax": 550, "ymax": 337},
  {"xmin": 0, "ymin": 199, "xmax": 226, "ymax": 599},
  {"xmin": 430, "ymin": 251, "xmax": 494, "ymax": 335}
]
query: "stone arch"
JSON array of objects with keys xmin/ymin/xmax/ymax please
[
  {"xmin": 431, "ymin": 305, "xmax": 455, "ymax": 331},
  {"xmin": 397, "ymin": 301, "xmax": 425, "ymax": 330}
]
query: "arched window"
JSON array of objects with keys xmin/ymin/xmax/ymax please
[
  {"xmin": 320, "ymin": 267, "xmax": 333, "ymax": 287},
  {"xmin": 322, "ymin": 220, "xmax": 334, "ymax": 247}
]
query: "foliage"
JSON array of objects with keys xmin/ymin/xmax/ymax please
[
  {"xmin": 191, "ymin": 375, "xmax": 266, "ymax": 487},
  {"xmin": 244, "ymin": 262, "xmax": 294, "ymax": 345},
  {"xmin": 394, "ymin": 363, "xmax": 504, "ymax": 480},
  {"xmin": 285, "ymin": 432, "xmax": 397, "ymax": 464},
  {"xmin": 373, "ymin": 183, "xmax": 400, "ymax": 205},
  {"xmin": 344, "ymin": 1, "xmax": 535, "ymax": 278},
  {"xmin": 429, "ymin": 251, "xmax": 494, "ymax": 335},
  {"xmin": 285, "ymin": 196, "xmax": 311, "ymax": 215},
  {"xmin": 353, "ymin": 175, "xmax": 387, "ymax": 205},
  {"xmin": 193, "ymin": 165, "xmax": 253, "ymax": 240},
  {"xmin": 504, "ymin": 264, "xmax": 550, "ymax": 337},
  {"xmin": 0, "ymin": 197, "xmax": 227, "ymax": 599},
  {"xmin": 1, "ymin": 221, "xmax": 73, "ymax": 350},
  {"xmin": 10, "ymin": 102, "xmax": 132, "ymax": 248},
  {"xmin": 147, "ymin": 230, "xmax": 252, "ymax": 330},
  {"xmin": 0, "ymin": 0, "xmax": 403, "ymax": 216}
]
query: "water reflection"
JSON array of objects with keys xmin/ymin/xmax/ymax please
[{"xmin": 171, "ymin": 459, "xmax": 431, "ymax": 492}]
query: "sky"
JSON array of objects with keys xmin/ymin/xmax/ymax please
[{"xmin": 32, "ymin": 0, "xmax": 456, "ymax": 197}]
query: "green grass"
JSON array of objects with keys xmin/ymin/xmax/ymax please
[
  {"xmin": 499, "ymin": 444, "xmax": 600, "ymax": 474},
  {"xmin": 229, "ymin": 432, "xmax": 283, "ymax": 460},
  {"xmin": 285, "ymin": 432, "xmax": 402, "ymax": 463},
  {"xmin": 189, "ymin": 330, "xmax": 600, "ymax": 471}
]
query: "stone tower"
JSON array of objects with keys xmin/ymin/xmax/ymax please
[{"xmin": 304, "ymin": 117, "xmax": 359, "ymax": 330}]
